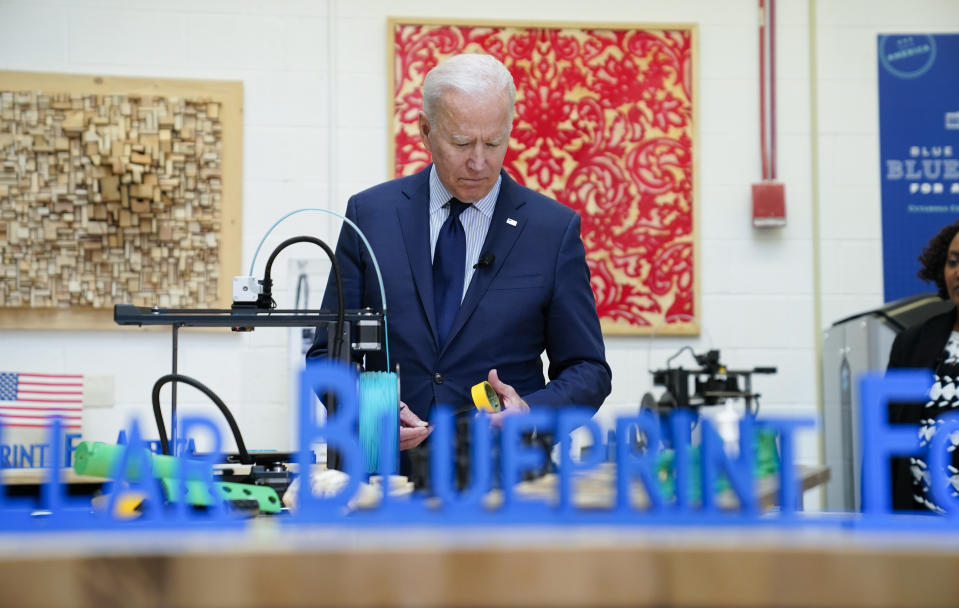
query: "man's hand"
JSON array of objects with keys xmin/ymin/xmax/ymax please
[
  {"xmin": 485, "ymin": 368, "xmax": 530, "ymax": 428},
  {"xmin": 399, "ymin": 401, "xmax": 432, "ymax": 450}
]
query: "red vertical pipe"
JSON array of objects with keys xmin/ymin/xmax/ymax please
[
  {"xmin": 759, "ymin": 0, "xmax": 768, "ymax": 180},
  {"xmin": 769, "ymin": 0, "xmax": 777, "ymax": 180}
]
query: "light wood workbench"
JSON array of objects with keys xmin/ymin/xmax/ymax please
[
  {"xmin": 0, "ymin": 523, "xmax": 957, "ymax": 607},
  {"xmin": 3, "ymin": 464, "xmax": 957, "ymax": 607}
]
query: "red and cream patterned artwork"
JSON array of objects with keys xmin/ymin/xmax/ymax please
[{"xmin": 391, "ymin": 21, "xmax": 697, "ymax": 335}]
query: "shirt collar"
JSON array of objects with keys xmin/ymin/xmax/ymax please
[{"xmin": 429, "ymin": 165, "xmax": 500, "ymax": 219}]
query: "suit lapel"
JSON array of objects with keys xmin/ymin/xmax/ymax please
[
  {"xmin": 395, "ymin": 170, "xmax": 439, "ymax": 344},
  {"xmin": 440, "ymin": 173, "xmax": 528, "ymax": 356}
]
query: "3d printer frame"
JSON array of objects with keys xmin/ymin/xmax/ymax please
[{"xmin": 113, "ymin": 304, "xmax": 383, "ymax": 455}]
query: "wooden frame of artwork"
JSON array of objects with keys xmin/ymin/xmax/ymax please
[
  {"xmin": 0, "ymin": 71, "xmax": 243, "ymax": 330},
  {"xmin": 388, "ymin": 18, "xmax": 699, "ymax": 335}
]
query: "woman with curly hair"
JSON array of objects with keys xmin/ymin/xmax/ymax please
[{"xmin": 886, "ymin": 219, "xmax": 959, "ymax": 511}]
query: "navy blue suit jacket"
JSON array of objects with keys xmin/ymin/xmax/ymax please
[{"xmin": 310, "ymin": 167, "xmax": 611, "ymax": 421}]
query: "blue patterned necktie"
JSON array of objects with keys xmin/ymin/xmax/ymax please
[{"xmin": 433, "ymin": 198, "xmax": 470, "ymax": 347}]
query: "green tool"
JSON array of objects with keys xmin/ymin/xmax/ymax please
[
  {"xmin": 73, "ymin": 441, "xmax": 281, "ymax": 514},
  {"xmin": 158, "ymin": 479, "xmax": 282, "ymax": 514}
]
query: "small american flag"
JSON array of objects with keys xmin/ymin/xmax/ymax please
[{"xmin": 0, "ymin": 372, "xmax": 82, "ymax": 430}]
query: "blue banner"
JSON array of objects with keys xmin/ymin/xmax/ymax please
[{"xmin": 879, "ymin": 34, "xmax": 959, "ymax": 303}]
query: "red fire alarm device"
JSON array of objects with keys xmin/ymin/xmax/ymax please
[{"xmin": 751, "ymin": 181, "xmax": 785, "ymax": 228}]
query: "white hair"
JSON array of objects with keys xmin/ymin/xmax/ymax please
[{"xmin": 421, "ymin": 53, "xmax": 516, "ymax": 123}]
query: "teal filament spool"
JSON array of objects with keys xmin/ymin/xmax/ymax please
[{"xmin": 358, "ymin": 371, "xmax": 399, "ymax": 474}]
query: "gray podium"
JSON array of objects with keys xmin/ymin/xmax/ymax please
[{"xmin": 821, "ymin": 294, "xmax": 952, "ymax": 511}]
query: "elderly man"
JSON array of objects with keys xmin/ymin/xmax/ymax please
[{"xmin": 310, "ymin": 53, "xmax": 611, "ymax": 452}]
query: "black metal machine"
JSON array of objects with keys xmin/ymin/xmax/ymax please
[
  {"xmin": 111, "ymin": 233, "xmax": 386, "ymax": 504},
  {"xmin": 646, "ymin": 348, "xmax": 777, "ymax": 415}
]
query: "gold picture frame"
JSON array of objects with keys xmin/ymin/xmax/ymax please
[
  {"xmin": 0, "ymin": 71, "xmax": 243, "ymax": 330},
  {"xmin": 387, "ymin": 18, "xmax": 699, "ymax": 335}
]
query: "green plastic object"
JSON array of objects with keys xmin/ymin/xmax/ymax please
[
  {"xmin": 73, "ymin": 441, "xmax": 281, "ymax": 514},
  {"xmin": 74, "ymin": 441, "xmax": 184, "ymax": 480},
  {"xmin": 158, "ymin": 479, "xmax": 282, "ymax": 514},
  {"xmin": 656, "ymin": 428, "xmax": 781, "ymax": 502}
]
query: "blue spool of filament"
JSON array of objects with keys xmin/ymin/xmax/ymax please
[
  {"xmin": 252, "ymin": 209, "xmax": 399, "ymax": 475},
  {"xmin": 358, "ymin": 371, "xmax": 399, "ymax": 474}
]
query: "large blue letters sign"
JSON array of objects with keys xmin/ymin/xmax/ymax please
[{"xmin": 879, "ymin": 34, "xmax": 959, "ymax": 302}]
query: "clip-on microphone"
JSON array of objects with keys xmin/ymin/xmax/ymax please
[{"xmin": 473, "ymin": 254, "xmax": 495, "ymax": 269}]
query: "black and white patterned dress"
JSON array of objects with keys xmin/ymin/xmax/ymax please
[{"xmin": 910, "ymin": 331, "xmax": 959, "ymax": 512}]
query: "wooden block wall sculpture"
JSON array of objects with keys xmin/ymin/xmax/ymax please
[{"xmin": 0, "ymin": 91, "xmax": 224, "ymax": 310}]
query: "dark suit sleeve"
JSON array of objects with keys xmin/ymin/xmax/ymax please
[
  {"xmin": 521, "ymin": 213, "xmax": 612, "ymax": 409},
  {"xmin": 885, "ymin": 329, "xmax": 913, "ymax": 371},
  {"xmin": 884, "ymin": 323, "xmax": 914, "ymax": 509},
  {"xmin": 883, "ymin": 314, "xmax": 948, "ymax": 510},
  {"xmin": 306, "ymin": 196, "xmax": 367, "ymax": 361}
]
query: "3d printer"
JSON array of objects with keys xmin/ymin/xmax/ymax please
[
  {"xmin": 111, "ymin": 232, "xmax": 389, "ymax": 512},
  {"xmin": 644, "ymin": 347, "xmax": 777, "ymax": 415}
]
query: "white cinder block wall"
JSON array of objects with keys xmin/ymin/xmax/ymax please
[
  {"xmin": 816, "ymin": 0, "xmax": 959, "ymax": 324},
  {"xmin": 1, "ymin": 1, "xmax": 958, "ymax": 498}
]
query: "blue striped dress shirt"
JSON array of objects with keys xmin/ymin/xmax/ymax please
[{"xmin": 428, "ymin": 167, "xmax": 499, "ymax": 302}]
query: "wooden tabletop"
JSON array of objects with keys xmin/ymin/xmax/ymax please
[
  {"xmin": 0, "ymin": 468, "xmax": 107, "ymax": 486},
  {"xmin": 1, "ymin": 462, "xmax": 952, "ymax": 608},
  {"xmin": 0, "ymin": 523, "xmax": 957, "ymax": 608}
]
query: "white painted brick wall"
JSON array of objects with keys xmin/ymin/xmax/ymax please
[{"xmin": 0, "ymin": 0, "xmax": 957, "ymax": 491}]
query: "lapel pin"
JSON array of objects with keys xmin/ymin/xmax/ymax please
[{"xmin": 506, "ymin": 218, "xmax": 518, "ymax": 226}]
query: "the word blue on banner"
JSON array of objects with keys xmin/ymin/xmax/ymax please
[{"xmin": 879, "ymin": 33, "xmax": 959, "ymax": 302}]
